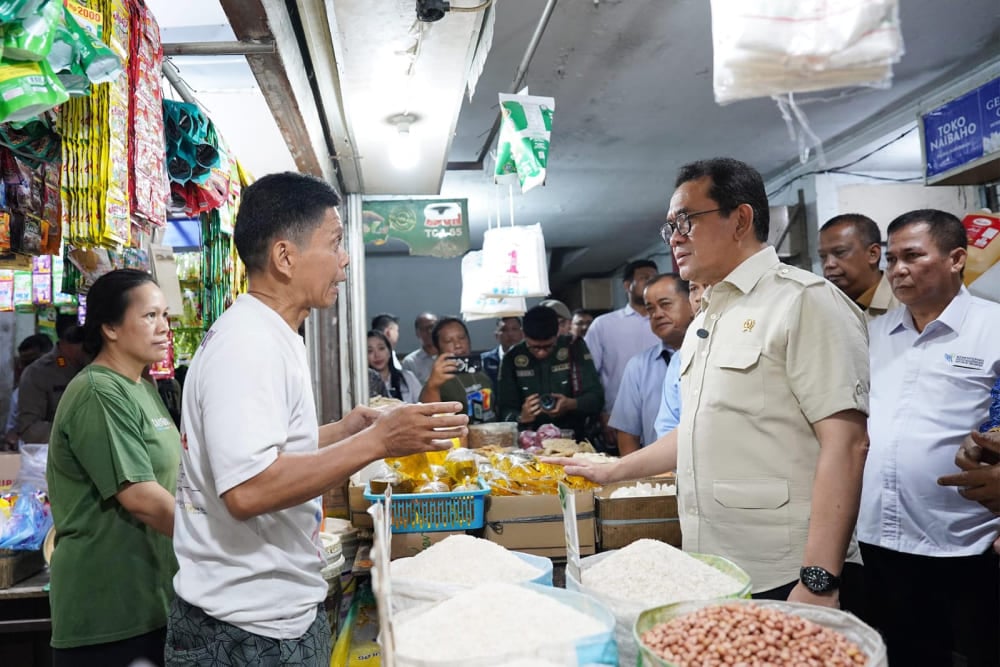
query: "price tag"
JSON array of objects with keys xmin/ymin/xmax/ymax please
[{"xmin": 558, "ymin": 482, "xmax": 581, "ymax": 584}]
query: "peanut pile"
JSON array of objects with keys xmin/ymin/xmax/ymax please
[{"xmin": 640, "ymin": 603, "xmax": 868, "ymax": 666}]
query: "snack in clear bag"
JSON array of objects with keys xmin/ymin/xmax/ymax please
[
  {"xmin": 416, "ymin": 480, "xmax": 450, "ymax": 494},
  {"xmin": 444, "ymin": 447, "xmax": 478, "ymax": 485}
]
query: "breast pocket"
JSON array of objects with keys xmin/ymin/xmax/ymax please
[
  {"xmin": 706, "ymin": 344, "xmax": 764, "ymax": 415},
  {"xmin": 711, "ymin": 478, "xmax": 792, "ymax": 558}
]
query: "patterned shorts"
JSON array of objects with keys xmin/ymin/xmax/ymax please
[{"xmin": 164, "ymin": 596, "xmax": 331, "ymax": 667}]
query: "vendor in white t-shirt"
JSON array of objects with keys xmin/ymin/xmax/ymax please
[{"xmin": 168, "ymin": 173, "xmax": 468, "ymax": 666}]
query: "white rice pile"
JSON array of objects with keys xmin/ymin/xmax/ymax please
[
  {"xmin": 582, "ymin": 539, "xmax": 741, "ymax": 606},
  {"xmin": 609, "ymin": 481, "xmax": 676, "ymax": 498},
  {"xmin": 391, "ymin": 534, "xmax": 541, "ymax": 585},
  {"xmin": 394, "ymin": 583, "xmax": 604, "ymax": 661}
]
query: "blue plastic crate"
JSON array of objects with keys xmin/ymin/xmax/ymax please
[{"xmin": 363, "ymin": 479, "xmax": 490, "ymax": 533}]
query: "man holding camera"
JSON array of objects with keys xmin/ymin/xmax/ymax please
[
  {"xmin": 497, "ymin": 305, "xmax": 604, "ymax": 439},
  {"xmin": 419, "ymin": 317, "xmax": 496, "ymax": 423}
]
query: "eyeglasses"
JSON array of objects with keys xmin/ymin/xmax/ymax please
[{"xmin": 660, "ymin": 208, "xmax": 725, "ymax": 241}]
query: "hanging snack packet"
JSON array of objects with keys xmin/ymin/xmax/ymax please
[
  {"xmin": 0, "ymin": 58, "xmax": 68, "ymax": 123},
  {"xmin": 496, "ymin": 92, "xmax": 555, "ymax": 193},
  {"xmin": 61, "ymin": 6, "xmax": 120, "ymax": 84},
  {"xmin": 2, "ymin": 0, "xmax": 62, "ymax": 62},
  {"xmin": 0, "ymin": 0, "xmax": 42, "ymax": 25}
]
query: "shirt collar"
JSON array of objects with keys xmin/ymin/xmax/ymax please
[
  {"xmin": 496, "ymin": 345, "xmax": 505, "ymax": 361},
  {"xmin": 890, "ymin": 286, "xmax": 972, "ymax": 336},
  {"xmin": 868, "ymin": 272, "xmax": 897, "ymax": 312},
  {"xmin": 624, "ymin": 303, "xmax": 647, "ymax": 317},
  {"xmin": 719, "ymin": 246, "xmax": 780, "ymax": 295}
]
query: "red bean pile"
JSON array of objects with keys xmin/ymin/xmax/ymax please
[{"xmin": 640, "ymin": 603, "xmax": 869, "ymax": 666}]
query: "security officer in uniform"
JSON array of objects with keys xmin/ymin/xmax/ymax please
[
  {"xmin": 16, "ymin": 316, "xmax": 88, "ymax": 444},
  {"xmin": 497, "ymin": 305, "xmax": 603, "ymax": 439}
]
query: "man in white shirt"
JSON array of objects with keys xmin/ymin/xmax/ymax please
[
  {"xmin": 859, "ymin": 209, "xmax": 1000, "ymax": 667},
  {"xmin": 401, "ymin": 312, "xmax": 438, "ymax": 385},
  {"xmin": 168, "ymin": 173, "xmax": 467, "ymax": 666},
  {"xmin": 584, "ymin": 259, "xmax": 660, "ymax": 449}
]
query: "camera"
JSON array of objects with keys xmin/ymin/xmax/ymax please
[
  {"xmin": 539, "ymin": 394, "xmax": 556, "ymax": 411},
  {"xmin": 450, "ymin": 355, "xmax": 481, "ymax": 375}
]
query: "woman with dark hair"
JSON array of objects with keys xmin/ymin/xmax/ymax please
[
  {"xmin": 367, "ymin": 329, "xmax": 420, "ymax": 403},
  {"xmin": 46, "ymin": 269, "xmax": 179, "ymax": 667}
]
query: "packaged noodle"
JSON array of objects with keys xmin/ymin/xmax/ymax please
[{"xmin": 495, "ymin": 92, "xmax": 555, "ymax": 193}]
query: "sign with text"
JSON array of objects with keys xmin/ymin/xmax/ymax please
[
  {"xmin": 362, "ymin": 198, "xmax": 470, "ymax": 258},
  {"xmin": 922, "ymin": 75, "xmax": 1000, "ymax": 180}
]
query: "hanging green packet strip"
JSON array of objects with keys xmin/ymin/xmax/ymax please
[
  {"xmin": 3, "ymin": 0, "xmax": 62, "ymax": 62},
  {"xmin": 0, "ymin": 58, "xmax": 69, "ymax": 123},
  {"xmin": 0, "ymin": 0, "xmax": 41, "ymax": 25},
  {"xmin": 496, "ymin": 92, "xmax": 555, "ymax": 193},
  {"xmin": 60, "ymin": 5, "xmax": 119, "ymax": 84}
]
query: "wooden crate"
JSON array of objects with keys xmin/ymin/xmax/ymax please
[
  {"xmin": 0, "ymin": 549, "xmax": 45, "ymax": 589},
  {"xmin": 596, "ymin": 478, "xmax": 680, "ymax": 551}
]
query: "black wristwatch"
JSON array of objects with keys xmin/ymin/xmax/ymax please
[{"xmin": 799, "ymin": 566, "xmax": 841, "ymax": 593}]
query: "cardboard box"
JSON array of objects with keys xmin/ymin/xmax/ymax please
[
  {"xmin": 349, "ymin": 484, "xmax": 373, "ymax": 529},
  {"xmin": 390, "ymin": 530, "xmax": 466, "ymax": 560},
  {"xmin": 595, "ymin": 477, "xmax": 680, "ymax": 551},
  {"xmin": 484, "ymin": 492, "xmax": 595, "ymax": 558},
  {"xmin": 0, "ymin": 452, "xmax": 20, "ymax": 491},
  {"xmin": 323, "ymin": 480, "xmax": 349, "ymax": 520}
]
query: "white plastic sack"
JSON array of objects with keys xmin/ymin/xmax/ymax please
[
  {"xmin": 460, "ymin": 250, "xmax": 527, "ymax": 321},
  {"xmin": 479, "ymin": 223, "xmax": 550, "ymax": 298},
  {"xmin": 710, "ymin": 0, "xmax": 903, "ymax": 104}
]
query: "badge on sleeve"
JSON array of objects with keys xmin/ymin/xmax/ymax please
[
  {"xmin": 515, "ymin": 355, "xmax": 529, "ymax": 368},
  {"xmin": 557, "ymin": 348, "xmax": 569, "ymax": 361}
]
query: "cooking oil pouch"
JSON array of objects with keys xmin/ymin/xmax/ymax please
[
  {"xmin": 2, "ymin": 0, "xmax": 61, "ymax": 62},
  {"xmin": 0, "ymin": 58, "xmax": 68, "ymax": 123},
  {"xmin": 496, "ymin": 92, "xmax": 554, "ymax": 193}
]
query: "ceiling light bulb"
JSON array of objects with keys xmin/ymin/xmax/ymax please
[{"xmin": 389, "ymin": 121, "xmax": 418, "ymax": 170}]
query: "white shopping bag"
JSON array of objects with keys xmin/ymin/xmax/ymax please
[
  {"xmin": 479, "ymin": 223, "xmax": 550, "ymax": 299},
  {"xmin": 460, "ymin": 251, "xmax": 526, "ymax": 322}
]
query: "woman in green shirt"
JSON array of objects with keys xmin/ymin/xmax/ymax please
[{"xmin": 46, "ymin": 269, "xmax": 180, "ymax": 667}]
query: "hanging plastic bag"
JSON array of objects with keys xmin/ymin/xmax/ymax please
[
  {"xmin": 460, "ymin": 250, "xmax": 527, "ymax": 321},
  {"xmin": 710, "ymin": 0, "xmax": 904, "ymax": 105},
  {"xmin": 480, "ymin": 223, "xmax": 550, "ymax": 298},
  {"xmin": 495, "ymin": 93, "xmax": 554, "ymax": 193}
]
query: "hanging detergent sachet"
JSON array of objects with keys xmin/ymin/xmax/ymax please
[{"xmin": 494, "ymin": 92, "xmax": 554, "ymax": 193}]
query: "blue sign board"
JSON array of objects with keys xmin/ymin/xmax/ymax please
[{"xmin": 922, "ymin": 75, "xmax": 1000, "ymax": 179}]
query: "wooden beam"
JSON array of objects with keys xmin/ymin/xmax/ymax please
[{"xmin": 218, "ymin": 0, "xmax": 337, "ymax": 183}]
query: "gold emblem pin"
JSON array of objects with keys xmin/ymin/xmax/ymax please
[{"xmin": 743, "ymin": 318, "xmax": 755, "ymax": 333}]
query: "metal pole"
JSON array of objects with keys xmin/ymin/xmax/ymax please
[
  {"xmin": 343, "ymin": 193, "xmax": 368, "ymax": 415},
  {"xmin": 162, "ymin": 40, "xmax": 276, "ymax": 57},
  {"xmin": 473, "ymin": 0, "xmax": 559, "ymax": 165},
  {"xmin": 161, "ymin": 59, "xmax": 198, "ymax": 105}
]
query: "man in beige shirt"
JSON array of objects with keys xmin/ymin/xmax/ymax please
[
  {"xmin": 549, "ymin": 158, "xmax": 870, "ymax": 610},
  {"xmin": 818, "ymin": 213, "xmax": 900, "ymax": 320}
]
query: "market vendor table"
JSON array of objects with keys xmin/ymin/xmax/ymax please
[{"xmin": 0, "ymin": 570, "xmax": 52, "ymax": 667}]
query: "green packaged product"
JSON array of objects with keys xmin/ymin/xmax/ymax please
[
  {"xmin": 60, "ymin": 5, "xmax": 119, "ymax": 84},
  {"xmin": 0, "ymin": 57, "xmax": 68, "ymax": 123},
  {"xmin": 0, "ymin": 0, "xmax": 42, "ymax": 25},
  {"xmin": 2, "ymin": 0, "xmax": 61, "ymax": 61},
  {"xmin": 495, "ymin": 92, "xmax": 555, "ymax": 193}
]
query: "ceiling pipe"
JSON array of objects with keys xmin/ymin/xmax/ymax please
[
  {"xmin": 446, "ymin": 0, "xmax": 559, "ymax": 171},
  {"xmin": 163, "ymin": 40, "xmax": 276, "ymax": 57}
]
